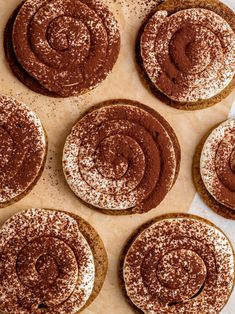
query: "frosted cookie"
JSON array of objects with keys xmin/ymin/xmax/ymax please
[
  {"xmin": 137, "ymin": 0, "xmax": 235, "ymax": 110},
  {"xmin": 0, "ymin": 95, "xmax": 47, "ymax": 208},
  {"xmin": 63, "ymin": 99, "xmax": 181, "ymax": 215},
  {"xmin": 4, "ymin": 0, "xmax": 120, "ymax": 97},
  {"xmin": 0, "ymin": 208, "xmax": 107, "ymax": 313},
  {"xmin": 193, "ymin": 119, "xmax": 235, "ymax": 219},
  {"xmin": 120, "ymin": 213, "xmax": 235, "ymax": 313}
]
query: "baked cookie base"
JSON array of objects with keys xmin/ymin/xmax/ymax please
[
  {"xmin": 0, "ymin": 126, "xmax": 48, "ymax": 209},
  {"xmin": 136, "ymin": 0, "xmax": 235, "ymax": 110},
  {"xmin": 63, "ymin": 99, "xmax": 181, "ymax": 216},
  {"xmin": 119, "ymin": 213, "xmax": 235, "ymax": 313},
  {"xmin": 192, "ymin": 125, "xmax": 235, "ymax": 220}
]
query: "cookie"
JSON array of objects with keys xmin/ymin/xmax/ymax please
[
  {"xmin": 63, "ymin": 99, "xmax": 181, "ymax": 215},
  {"xmin": 193, "ymin": 119, "xmax": 235, "ymax": 219},
  {"xmin": 4, "ymin": 0, "xmax": 120, "ymax": 97},
  {"xmin": 136, "ymin": 0, "xmax": 235, "ymax": 110},
  {"xmin": 0, "ymin": 95, "xmax": 47, "ymax": 208},
  {"xmin": 0, "ymin": 208, "xmax": 108, "ymax": 314},
  {"xmin": 120, "ymin": 213, "xmax": 235, "ymax": 313}
]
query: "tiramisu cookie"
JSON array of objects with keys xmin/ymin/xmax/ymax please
[
  {"xmin": 63, "ymin": 99, "xmax": 181, "ymax": 215},
  {"xmin": 0, "ymin": 95, "xmax": 47, "ymax": 208},
  {"xmin": 137, "ymin": 0, "xmax": 235, "ymax": 110},
  {"xmin": 120, "ymin": 213, "xmax": 235, "ymax": 314},
  {"xmin": 0, "ymin": 208, "xmax": 108, "ymax": 314},
  {"xmin": 4, "ymin": 0, "xmax": 120, "ymax": 97},
  {"xmin": 193, "ymin": 119, "xmax": 235, "ymax": 219}
]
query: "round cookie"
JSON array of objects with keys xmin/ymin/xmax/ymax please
[
  {"xmin": 136, "ymin": 0, "xmax": 235, "ymax": 110},
  {"xmin": 4, "ymin": 0, "xmax": 120, "ymax": 97},
  {"xmin": 0, "ymin": 208, "xmax": 108, "ymax": 314},
  {"xmin": 0, "ymin": 95, "xmax": 47, "ymax": 208},
  {"xmin": 63, "ymin": 99, "xmax": 181, "ymax": 215},
  {"xmin": 193, "ymin": 119, "xmax": 235, "ymax": 219},
  {"xmin": 120, "ymin": 213, "xmax": 235, "ymax": 314}
]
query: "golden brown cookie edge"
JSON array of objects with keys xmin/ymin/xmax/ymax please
[{"xmin": 63, "ymin": 210, "xmax": 108, "ymax": 312}]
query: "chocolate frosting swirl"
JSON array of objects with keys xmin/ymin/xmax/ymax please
[
  {"xmin": 0, "ymin": 95, "xmax": 46, "ymax": 206},
  {"xmin": 12, "ymin": 0, "xmax": 120, "ymax": 97},
  {"xmin": 140, "ymin": 8, "xmax": 235, "ymax": 102},
  {"xmin": 123, "ymin": 214, "xmax": 234, "ymax": 313},
  {"xmin": 0, "ymin": 209, "xmax": 95, "ymax": 314},
  {"xmin": 63, "ymin": 100, "xmax": 180, "ymax": 214},
  {"xmin": 200, "ymin": 119, "xmax": 235, "ymax": 210}
]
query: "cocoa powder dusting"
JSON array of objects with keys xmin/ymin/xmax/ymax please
[
  {"xmin": 63, "ymin": 100, "xmax": 180, "ymax": 213},
  {"xmin": 12, "ymin": 0, "xmax": 120, "ymax": 97},
  {"xmin": 0, "ymin": 208, "xmax": 95, "ymax": 314},
  {"xmin": 140, "ymin": 8, "xmax": 235, "ymax": 102},
  {"xmin": 0, "ymin": 95, "xmax": 46, "ymax": 205},
  {"xmin": 123, "ymin": 216, "xmax": 234, "ymax": 313}
]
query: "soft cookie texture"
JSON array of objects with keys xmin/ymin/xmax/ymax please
[
  {"xmin": 120, "ymin": 213, "xmax": 235, "ymax": 314},
  {"xmin": 137, "ymin": 0, "xmax": 235, "ymax": 110},
  {"xmin": 193, "ymin": 119, "xmax": 235, "ymax": 219},
  {"xmin": 0, "ymin": 208, "xmax": 108, "ymax": 314},
  {"xmin": 63, "ymin": 99, "xmax": 181, "ymax": 215},
  {"xmin": 0, "ymin": 95, "xmax": 47, "ymax": 208},
  {"xmin": 5, "ymin": 0, "xmax": 120, "ymax": 97}
]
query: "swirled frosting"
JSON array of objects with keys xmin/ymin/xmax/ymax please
[
  {"xmin": 0, "ymin": 208, "xmax": 95, "ymax": 314},
  {"xmin": 140, "ymin": 8, "xmax": 235, "ymax": 102},
  {"xmin": 0, "ymin": 95, "xmax": 46, "ymax": 206},
  {"xmin": 12, "ymin": 0, "xmax": 120, "ymax": 97},
  {"xmin": 200, "ymin": 119, "xmax": 235, "ymax": 209},
  {"xmin": 123, "ymin": 215, "xmax": 234, "ymax": 313},
  {"xmin": 63, "ymin": 100, "xmax": 180, "ymax": 213}
]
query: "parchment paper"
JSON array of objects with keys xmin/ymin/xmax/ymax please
[{"xmin": 0, "ymin": 0, "xmax": 234, "ymax": 313}]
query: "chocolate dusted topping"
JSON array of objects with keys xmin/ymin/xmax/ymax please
[
  {"xmin": 11, "ymin": 0, "xmax": 120, "ymax": 97},
  {"xmin": 0, "ymin": 208, "xmax": 95, "ymax": 314},
  {"xmin": 140, "ymin": 8, "xmax": 235, "ymax": 102},
  {"xmin": 123, "ymin": 215, "xmax": 234, "ymax": 313},
  {"xmin": 200, "ymin": 119, "xmax": 235, "ymax": 210},
  {"xmin": 63, "ymin": 100, "xmax": 180, "ymax": 214},
  {"xmin": 0, "ymin": 95, "xmax": 46, "ymax": 206}
]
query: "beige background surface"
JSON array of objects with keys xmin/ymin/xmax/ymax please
[{"xmin": 0, "ymin": 0, "xmax": 234, "ymax": 313}]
